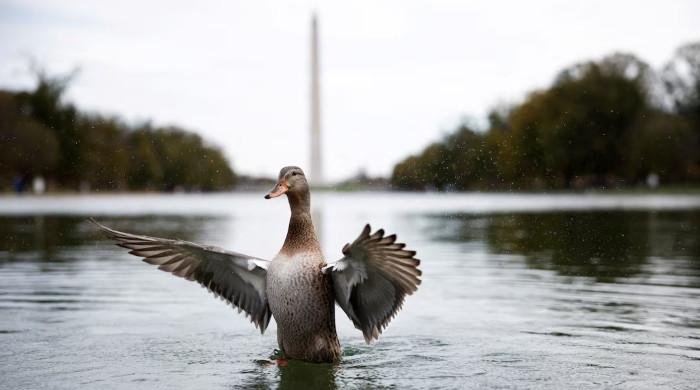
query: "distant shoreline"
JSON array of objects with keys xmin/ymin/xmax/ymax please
[{"xmin": 2, "ymin": 185, "xmax": 700, "ymax": 196}]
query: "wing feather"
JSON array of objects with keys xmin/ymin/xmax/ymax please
[
  {"xmin": 91, "ymin": 219, "xmax": 272, "ymax": 333},
  {"xmin": 325, "ymin": 224, "xmax": 422, "ymax": 343}
]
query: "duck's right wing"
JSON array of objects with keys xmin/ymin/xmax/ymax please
[{"xmin": 91, "ymin": 219, "xmax": 272, "ymax": 333}]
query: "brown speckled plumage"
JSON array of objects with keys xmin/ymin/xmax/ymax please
[
  {"xmin": 267, "ymin": 168, "xmax": 341, "ymax": 362},
  {"xmin": 267, "ymin": 251, "xmax": 341, "ymax": 362},
  {"xmin": 92, "ymin": 165, "xmax": 421, "ymax": 364}
]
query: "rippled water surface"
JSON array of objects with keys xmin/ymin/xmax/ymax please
[{"xmin": 1, "ymin": 193, "xmax": 699, "ymax": 389}]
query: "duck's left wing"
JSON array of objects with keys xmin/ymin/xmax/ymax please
[
  {"xmin": 323, "ymin": 224, "xmax": 421, "ymax": 343},
  {"xmin": 91, "ymin": 219, "xmax": 272, "ymax": 333}
]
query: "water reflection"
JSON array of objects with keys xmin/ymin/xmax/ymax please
[
  {"xmin": 486, "ymin": 212, "xmax": 650, "ymax": 282},
  {"xmin": 0, "ymin": 216, "xmax": 217, "ymax": 263},
  {"xmin": 238, "ymin": 357, "xmax": 337, "ymax": 389},
  {"xmin": 276, "ymin": 360, "xmax": 336, "ymax": 390},
  {"xmin": 0, "ymin": 216, "xmax": 83, "ymax": 260},
  {"xmin": 431, "ymin": 211, "xmax": 700, "ymax": 283},
  {"xmin": 2, "ymin": 197, "xmax": 700, "ymax": 389}
]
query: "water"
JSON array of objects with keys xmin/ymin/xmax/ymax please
[{"xmin": 1, "ymin": 192, "xmax": 699, "ymax": 389}]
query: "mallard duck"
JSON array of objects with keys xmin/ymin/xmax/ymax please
[{"xmin": 92, "ymin": 166, "xmax": 421, "ymax": 363}]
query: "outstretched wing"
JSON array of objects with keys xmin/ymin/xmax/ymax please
[
  {"xmin": 323, "ymin": 224, "xmax": 421, "ymax": 343},
  {"xmin": 91, "ymin": 219, "xmax": 272, "ymax": 333}
]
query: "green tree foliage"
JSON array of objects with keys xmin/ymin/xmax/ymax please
[
  {"xmin": 15, "ymin": 72, "xmax": 81, "ymax": 185},
  {"xmin": 538, "ymin": 54, "xmax": 650, "ymax": 186},
  {"xmin": 664, "ymin": 42, "xmax": 700, "ymax": 121},
  {"xmin": 392, "ymin": 45, "xmax": 700, "ymax": 190},
  {"xmin": 663, "ymin": 42, "xmax": 700, "ymax": 177},
  {"xmin": 0, "ymin": 91, "xmax": 60, "ymax": 183},
  {"xmin": 0, "ymin": 73, "xmax": 236, "ymax": 192},
  {"xmin": 626, "ymin": 114, "xmax": 694, "ymax": 183}
]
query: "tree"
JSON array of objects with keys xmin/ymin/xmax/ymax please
[
  {"xmin": 626, "ymin": 113, "xmax": 694, "ymax": 183},
  {"xmin": 1, "ymin": 70, "xmax": 237, "ymax": 192},
  {"xmin": 0, "ymin": 91, "xmax": 59, "ymax": 187},
  {"xmin": 77, "ymin": 116, "xmax": 129, "ymax": 190},
  {"xmin": 663, "ymin": 42, "xmax": 700, "ymax": 120},
  {"xmin": 663, "ymin": 42, "xmax": 700, "ymax": 179},
  {"xmin": 15, "ymin": 71, "xmax": 82, "ymax": 186},
  {"xmin": 390, "ymin": 47, "xmax": 700, "ymax": 190},
  {"xmin": 126, "ymin": 126, "xmax": 164, "ymax": 190}
]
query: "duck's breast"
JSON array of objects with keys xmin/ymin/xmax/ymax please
[{"xmin": 266, "ymin": 252, "xmax": 337, "ymax": 349}]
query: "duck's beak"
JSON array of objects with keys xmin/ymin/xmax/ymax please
[{"xmin": 265, "ymin": 181, "xmax": 288, "ymax": 199}]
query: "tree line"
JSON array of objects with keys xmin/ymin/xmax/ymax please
[
  {"xmin": 0, "ymin": 73, "xmax": 235, "ymax": 192},
  {"xmin": 392, "ymin": 42, "xmax": 700, "ymax": 190}
]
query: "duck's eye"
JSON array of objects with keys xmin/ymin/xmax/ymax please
[{"xmin": 292, "ymin": 172, "xmax": 298, "ymax": 176}]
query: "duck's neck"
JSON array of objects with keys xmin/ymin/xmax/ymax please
[{"xmin": 282, "ymin": 190, "xmax": 320, "ymax": 255}]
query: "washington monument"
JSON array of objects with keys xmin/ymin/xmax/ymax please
[{"xmin": 309, "ymin": 12, "xmax": 323, "ymax": 186}]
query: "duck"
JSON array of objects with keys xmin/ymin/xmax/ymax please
[{"xmin": 92, "ymin": 166, "xmax": 421, "ymax": 363}]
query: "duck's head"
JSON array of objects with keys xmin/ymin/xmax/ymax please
[{"xmin": 265, "ymin": 166, "xmax": 309, "ymax": 200}]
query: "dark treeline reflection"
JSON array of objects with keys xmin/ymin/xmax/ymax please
[
  {"xmin": 432, "ymin": 211, "xmax": 700, "ymax": 283},
  {"xmin": 486, "ymin": 213, "xmax": 650, "ymax": 282},
  {"xmin": 0, "ymin": 216, "xmax": 214, "ymax": 263},
  {"xmin": 241, "ymin": 360, "xmax": 337, "ymax": 390},
  {"xmin": 3, "ymin": 212, "xmax": 699, "ymax": 287}
]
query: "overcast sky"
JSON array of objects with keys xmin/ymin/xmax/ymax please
[{"xmin": 1, "ymin": 0, "xmax": 699, "ymax": 181}]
